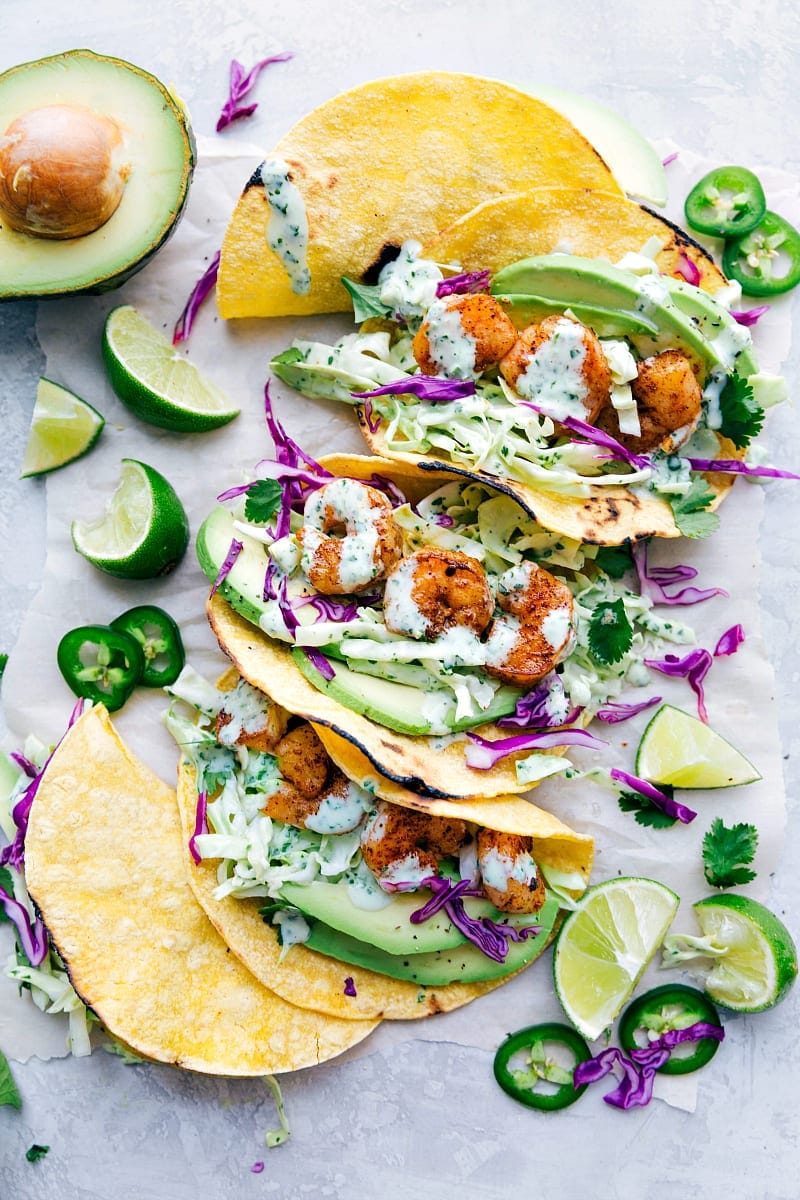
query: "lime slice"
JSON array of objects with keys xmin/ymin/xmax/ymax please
[
  {"xmin": 20, "ymin": 378, "xmax": 105, "ymax": 477},
  {"xmin": 71, "ymin": 458, "xmax": 189, "ymax": 579},
  {"xmin": 635, "ymin": 704, "xmax": 761, "ymax": 789},
  {"xmin": 102, "ymin": 305, "xmax": 240, "ymax": 432},
  {"xmin": 693, "ymin": 894, "xmax": 797, "ymax": 1012},
  {"xmin": 553, "ymin": 876, "xmax": 679, "ymax": 1040}
]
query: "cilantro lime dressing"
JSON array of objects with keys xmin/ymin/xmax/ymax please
[
  {"xmin": 269, "ymin": 535, "xmax": 300, "ymax": 574},
  {"xmin": 542, "ymin": 606, "xmax": 575, "ymax": 652},
  {"xmin": 383, "ymin": 556, "xmax": 428, "ymax": 637},
  {"xmin": 377, "ymin": 239, "xmax": 443, "ymax": 320},
  {"xmin": 302, "ymin": 478, "xmax": 382, "ymax": 591},
  {"xmin": 259, "ymin": 157, "xmax": 310, "ymax": 295},
  {"xmin": 345, "ymin": 858, "xmax": 393, "ymax": 910},
  {"xmin": 423, "ymin": 298, "xmax": 479, "ymax": 379},
  {"xmin": 709, "ymin": 321, "xmax": 752, "ymax": 370},
  {"xmin": 480, "ymin": 846, "xmax": 538, "ymax": 893},
  {"xmin": 216, "ymin": 679, "xmax": 275, "ymax": 746},
  {"xmin": 304, "ymin": 781, "xmax": 371, "ymax": 835},
  {"xmin": 514, "ymin": 318, "xmax": 590, "ymax": 419},
  {"xmin": 272, "ymin": 908, "xmax": 311, "ymax": 950},
  {"xmin": 484, "ymin": 614, "xmax": 521, "ymax": 670},
  {"xmin": 635, "ymin": 274, "xmax": 671, "ymax": 316}
]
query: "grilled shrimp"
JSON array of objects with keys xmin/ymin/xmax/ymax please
[
  {"xmin": 596, "ymin": 349, "xmax": 702, "ymax": 453},
  {"xmin": 383, "ymin": 546, "xmax": 494, "ymax": 640},
  {"xmin": 360, "ymin": 800, "xmax": 469, "ymax": 888},
  {"xmin": 413, "ymin": 293, "xmax": 518, "ymax": 378},
  {"xmin": 477, "ymin": 828, "xmax": 546, "ymax": 914},
  {"xmin": 274, "ymin": 725, "xmax": 330, "ymax": 799},
  {"xmin": 264, "ymin": 723, "xmax": 368, "ymax": 834},
  {"xmin": 215, "ymin": 678, "xmax": 288, "ymax": 751},
  {"xmin": 484, "ymin": 561, "xmax": 576, "ymax": 689},
  {"xmin": 499, "ymin": 314, "xmax": 612, "ymax": 423},
  {"xmin": 297, "ymin": 478, "xmax": 402, "ymax": 596}
]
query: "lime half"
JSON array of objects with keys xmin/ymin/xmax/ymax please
[
  {"xmin": 20, "ymin": 378, "xmax": 105, "ymax": 477},
  {"xmin": 103, "ymin": 305, "xmax": 240, "ymax": 433},
  {"xmin": 554, "ymin": 877, "xmax": 679, "ymax": 1040},
  {"xmin": 693, "ymin": 894, "xmax": 797, "ymax": 1012},
  {"xmin": 635, "ymin": 704, "xmax": 761, "ymax": 789},
  {"xmin": 71, "ymin": 458, "xmax": 189, "ymax": 579}
]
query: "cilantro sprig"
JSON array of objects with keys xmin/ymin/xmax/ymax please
[
  {"xmin": 0, "ymin": 1049, "xmax": 21, "ymax": 1109},
  {"xmin": 702, "ymin": 818, "xmax": 759, "ymax": 888},
  {"xmin": 341, "ymin": 277, "xmax": 394, "ymax": 323},
  {"xmin": 587, "ymin": 598, "xmax": 633, "ymax": 665},
  {"xmin": 618, "ymin": 789, "xmax": 678, "ymax": 829},
  {"xmin": 26, "ymin": 1145, "xmax": 49, "ymax": 1163},
  {"xmin": 592, "ymin": 546, "xmax": 632, "ymax": 580},
  {"xmin": 244, "ymin": 479, "xmax": 282, "ymax": 525},
  {"xmin": 717, "ymin": 373, "xmax": 764, "ymax": 449},
  {"xmin": 669, "ymin": 478, "xmax": 720, "ymax": 539}
]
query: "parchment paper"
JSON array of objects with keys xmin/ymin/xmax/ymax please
[{"xmin": 2, "ymin": 136, "xmax": 796, "ymax": 1110}]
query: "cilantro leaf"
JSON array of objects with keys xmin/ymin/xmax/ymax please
[
  {"xmin": 587, "ymin": 598, "xmax": 633, "ymax": 665},
  {"xmin": 271, "ymin": 348, "xmax": 304, "ymax": 367},
  {"xmin": 717, "ymin": 373, "xmax": 764, "ymax": 449},
  {"xmin": 669, "ymin": 478, "xmax": 720, "ymax": 539},
  {"xmin": 0, "ymin": 653, "xmax": 7, "ymax": 680},
  {"xmin": 702, "ymin": 817, "xmax": 758, "ymax": 888},
  {"xmin": 0, "ymin": 865, "xmax": 13, "ymax": 923},
  {"xmin": 26, "ymin": 1145, "xmax": 49, "ymax": 1163},
  {"xmin": 0, "ymin": 1049, "xmax": 21, "ymax": 1109},
  {"xmin": 618, "ymin": 791, "xmax": 678, "ymax": 829},
  {"xmin": 244, "ymin": 479, "xmax": 282, "ymax": 525},
  {"xmin": 341, "ymin": 277, "xmax": 393, "ymax": 323},
  {"xmin": 593, "ymin": 546, "xmax": 632, "ymax": 580}
]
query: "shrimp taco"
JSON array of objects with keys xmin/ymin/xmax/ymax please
[
  {"xmin": 197, "ymin": 416, "xmax": 702, "ymax": 801},
  {"xmin": 165, "ymin": 665, "xmax": 594, "ymax": 1019}
]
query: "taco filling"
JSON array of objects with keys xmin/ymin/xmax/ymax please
[
  {"xmin": 270, "ymin": 245, "xmax": 787, "ymax": 538},
  {"xmin": 165, "ymin": 668, "xmax": 593, "ymax": 988}
]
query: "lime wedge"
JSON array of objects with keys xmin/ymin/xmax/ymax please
[
  {"xmin": 692, "ymin": 894, "xmax": 797, "ymax": 1012},
  {"xmin": 71, "ymin": 458, "xmax": 189, "ymax": 579},
  {"xmin": 553, "ymin": 876, "xmax": 679, "ymax": 1040},
  {"xmin": 20, "ymin": 378, "xmax": 105, "ymax": 477},
  {"xmin": 635, "ymin": 704, "xmax": 761, "ymax": 789},
  {"xmin": 102, "ymin": 305, "xmax": 240, "ymax": 432}
]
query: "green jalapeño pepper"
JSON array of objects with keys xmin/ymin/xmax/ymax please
[
  {"xmin": 723, "ymin": 210, "xmax": 800, "ymax": 296},
  {"xmin": 684, "ymin": 166, "xmax": 766, "ymax": 238},
  {"xmin": 110, "ymin": 605, "xmax": 185, "ymax": 687},
  {"xmin": 57, "ymin": 625, "xmax": 145, "ymax": 712},
  {"xmin": 618, "ymin": 984, "xmax": 722, "ymax": 1076},
  {"xmin": 493, "ymin": 1022, "xmax": 592, "ymax": 1110}
]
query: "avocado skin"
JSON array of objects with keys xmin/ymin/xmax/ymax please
[{"xmin": 0, "ymin": 49, "xmax": 196, "ymax": 301}]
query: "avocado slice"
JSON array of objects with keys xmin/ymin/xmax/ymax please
[
  {"xmin": 302, "ymin": 896, "xmax": 559, "ymax": 985},
  {"xmin": 0, "ymin": 50, "xmax": 195, "ymax": 299},
  {"xmin": 496, "ymin": 294, "xmax": 659, "ymax": 338},
  {"xmin": 196, "ymin": 506, "xmax": 271, "ymax": 627}
]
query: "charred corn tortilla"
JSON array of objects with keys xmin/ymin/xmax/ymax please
[
  {"xmin": 24, "ymin": 705, "xmax": 377, "ymax": 1073},
  {"xmin": 217, "ymin": 71, "xmax": 622, "ymax": 318}
]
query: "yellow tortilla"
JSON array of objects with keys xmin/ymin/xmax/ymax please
[
  {"xmin": 217, "ymin": 71, "xmax": 622, "ymax": 318},
  {"xmin": 24, "ymin": 705, "xmax": 377, "ymax": 1074}
]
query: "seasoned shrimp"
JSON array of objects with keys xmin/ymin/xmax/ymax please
[
  {"xmin": 413, "ymin": 293, "xmax": 518, "ymax": 379},
  {"xmin": 265, "ymin": 769, "xmax": 369, "ymax": 835},
  {"xmin": 297, "ymin": 478, "xmax": 402, "ymax": 596},
  {"xmin": 499, "ymin": 314, "xmax": 612, "ymax": 423},
  {"xmin": 596, "ymin": 349, "xmax": 702, "ymax": 453},
  {"xmin": 477, "ymin": 828, "xmax": 546, "ymax": 914},
  {"xmin": 484, "ymin": 561, "xmax": 576, "ymax": 689},
  {"xmin": 360, "ymin": 800, "xmax": 469, "ymax": 888},
  {"xmin": 215, "ymin": 678, "xmax": 288, "ymax": 751},
  {"xmin": 383, "ymin": 546, "xmax": 494, "ymax": 640},
  {"xmin": 274, "ymin": 724, "xmax": 331, "ymax": 799}
]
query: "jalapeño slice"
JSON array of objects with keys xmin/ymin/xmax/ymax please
[
  {"xmin": 493, "ymin": 1022, "xmax": 591, "ymax": 1110},
  {"xmin": 723, "ymin": 211, "xmax": 800, "ymax": 296},
  {"xmin": 110, "ymin": 604, "xmax": 185, "ymax": 687},
  {"xmin": 57, "ymin": 624, "xmax": 145, "ymax": 712},
  {"xmin": 618, "ymin": 984, "xmax": 722, "ymax": 1076},
  {"xmin": 684, "ymin": 166, "xmax": 766, "ymax": 238}
]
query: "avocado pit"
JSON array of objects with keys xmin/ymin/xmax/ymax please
[{"xmin": 0, "ymin": 103, "xmax": 129, "ymax": 239}]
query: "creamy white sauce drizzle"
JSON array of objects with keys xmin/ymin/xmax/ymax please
[
  {"xmin": 346, "ymin": 859, "xmax": 393, "ymax": 910},
  {"xmin": 378, "ymin": 240, "xmax": 443, "ymax": 320},
  {"xmin": 541, "ymin": 606, "xmax": 574, "ymax": 652},
  {"xmin": 479, "ymin": 846, "xmax": 538, "ymax": 893},
  {"xmin": 304, "ymin": 780, "xmax": 370, "ymax": 835},
  {"xmin": 301, "ymin": 479, "xmax": 384, "ymax": 591},
  {"xmin": 260, "ymin": 157, "xmax": 310, "ymax": 295},
  {"xmin": 514, "ymin": 318, "xmax": 589, "ymax": 419},
  {"xmin": 272, "ymin": 908, "xmax": 311, "ymax": 949},
  {"xmin": 383, "ymin": 556, "xmax": 428, "ymax": 637},
  {"xmin": 216, "ymin": 680, "xmax": 274, "ymax": 745},
  {"xmin": 422, "ymin": 298, "xmax": 478, "ymax": 379},
  {"xmin": 484, "ymin": 614, "xmax": 521, "ymax": 670}
]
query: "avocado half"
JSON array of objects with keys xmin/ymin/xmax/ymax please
[{"xmin": 0, "ymin": 49, "xmax": 196, "ymax": 299}]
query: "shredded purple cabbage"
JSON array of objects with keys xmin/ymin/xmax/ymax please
[
  {"xmin": 573, "ymin": 1022, "xmax": 724, "ymax": 1109},
  {"xmin": 362, "ymin": 397, "xmax": 382, "ymax": 433},
  {"xmin": 731, "ymin": 306, "xmax": 770, "ymax": 327},
  {"xmin": 644, "ymin": 649, "xmax": 713, "ymax": 723},
  {"xmin": 277, "ymin": 574, "xmax": 299, "ymax": 639},
  {"xmin": 676, "ymin": 253, "xmax": 701, "ymax": 287},
  {"xmin": 293, "ymin": 594, "xmax": 359, "ymax": 622},
  {"xmin": 364, "ymin": 473, "xmax": 407, "ymax": 506},
  {"xmin": 302, "ymin": 649, "xmax": 335, "ymax": 681},
  {"xmin": 251, "ymin": 1162, "xmax": 265, "ymax": 1175},
  {"xmin": 497, "ymin": 674, "xmax": 583, "ymax": 730},
  {"xmin": 210, "ymin": 538, "xmax": 243, "ymax": 597},
  {"xmin": 632, "ymin": 541, "xmax": 727, "ymax": 606},
  {"xmin": 172, "ymin": 251, "xmax": 220, "ymax": 345},
  {"xmin": 520, "ymin": 402, "xmax": 651, "ymax": 470},
  {"xmin": 465, "ymin": 728, "xmax": 607, "ymax": 770},
  {"xmin": 410, "ymin": 876, "xmax": 541, "ymax": 963},
  {"xmin": 216, "ymin": 53, "xmax": 293, "ymax": 131},
  {"xmin": 595, "ymin": 696, "xmax": 662, "ymax": 724},
  {"xmin": 9, "ymin": 752, "xmax": 37, "ymax": 779},
  {"xmin": 435, "ymin": 270, "xmax": 491, "ymax": 297},
  {"xmin": 662, "ymin": 151, "xmax": 679, "ymax": 167},
  {"xmin": 686, "ymin": 458, "xmax": 800, "ymax": 481},
  {"xmin": 610, "ymin": 767, "xmax": 697, "ymax": 823},
  {"xmin": 0, "ymin": 879, "xmax": 47, "ymax": 966},
  {"xmin": 352, "ymin": 377, "xmax": 476, "ymax": 403},
  {"xmin": 264, "ymin": 381, "xmax": 332, "ymax": 476},
  {"xmin": 343, "ymin": 976, "xmax": 357, "ymax": 997},
  {"xmin": 188, "ymin": 791, "xmax": 208, "ymax": 866},
  {"xmin": 714, "ymin": 624, "xmax": 745, "ymax": 657}
]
